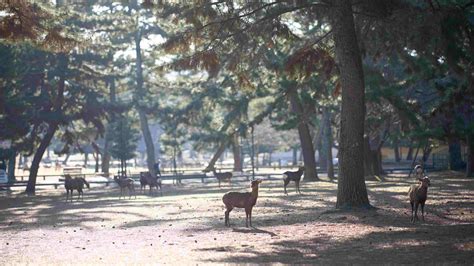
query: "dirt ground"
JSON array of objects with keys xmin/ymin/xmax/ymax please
[{"xmin": 1, "ymin": 171, "xmax": 473, "ymax": 265}]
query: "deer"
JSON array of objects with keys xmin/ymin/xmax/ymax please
[
  {"xmin": 212, "ymin": 167, "xmax": 232, "ymax": 187},
  {"xmin": 283, "ymin": 166, "xmax": 305, "ymax": 194},
  {"xmin": 413, "ymin": 164, "xmax": 425, "ymax": 180},
  {"xmin": 140, "ymin": 172, "xmax": 162, "ymax": 196},
  {"xmin": 114, "ymin": 175, "xmax": 136, "ymax": 199},
  {"xmin": 222, "ymin": 179, "xmax": 262, "ymax": 227},
  {"xmin": 408, "ymin": 176, "xmax": 431, "ymax": 223},
  {"xmin": 64, "ymin": 174, "xmax": 90, "ymax": 202}
]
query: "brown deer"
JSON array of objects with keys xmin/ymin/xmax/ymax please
[
  {"xmin": 140, "ymin": 172, "xmax": 162, "ymax": 196},
  {"xmin": 64, "ymin": 174, "xmax": 90, "ymax": 202},
  {"xmin": 212, "ymin": 168, "xmax": 232, "ymax": 187},
  {"xmin": 283, "ymin": 166, "xmax": 305, "ymax": 194},
  {"xmin": 114, "ymin": 175, "xmax": 136, "ymax": 199},
  {"xmin": 408, "ymin": 176, "xmax": 431, "ymax": 223},
  {"xmin": 222, "ymin": 179, "xmax": 262, "ymax": 227}
]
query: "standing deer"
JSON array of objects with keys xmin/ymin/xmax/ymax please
[
  {"xmin": 212, "ymin": 168, "xmax": 232, "ymax": 187},
  {"xmin": 140, "ymin": 172, "xmax": 162, "ymax": 196},
  {"xmin": 114, "ymin": 175, "xmax": 136, "ymax": 199},
  {"xmin": 408, "ymin": 176, "xmax": 431, "ymax": 223},
  {"xmin": 64, "ymin": 174, "xmax": 90, "ymax": 202},
  {"xmin": 283, "ymin": 166, "xmax": 305, "ymax": 194},
  {"xmin": 223, "ymin": 179, "xmax": 262, "ymax": 227}
]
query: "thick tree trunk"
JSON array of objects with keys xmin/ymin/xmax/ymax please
[
  {"xmin": 135, "ymin": 29, "xmax": 156, "ymax": 177},
  {"xmin": 287, "ymin": 87, "xmax": 318, "ymax": 181},
  {"xmin": 232, "ymin": 133, "xmax": 242, "ymax": 171},
  {"xmin": 26, "ymin": 124, "xmax": 58, "ymax": 194},
  {"xmin": 204, "ymin": 140, "xmax": 228, "ymax": 172},
  {"xmin": 333, "ymin": 0, "xmax": 370, "ymax": 208},
  {"xmin": 26, "ymin": 53, "xmax": 67, "ymax": 195},
  {"xmin": 466, "ymin": 134, "xmax": 474, "ymax": 177},
  {"xmin": 448, "ymin": 138, "xmax": 464, "ymax": 170}
]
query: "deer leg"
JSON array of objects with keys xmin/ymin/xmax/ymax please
[
  {"xmin": 284, "ymin": 179, "xmax": 289, "ymax": 194},
  {"xmin": 249, "ymin": 208, "xmax": 252, "ymax": 227},
  {"xmin": 245, "ymin": 208, "xmax": 250, "ymax": 228},
  {"xmin": 414, "ymin": 202, "xmax": 419, "ymax": 223},
  {"xmin": 421, "ymin": 201, "xmax": 425, "ymax": 221},
  {"xmin": 295, "ymin": 180, "xmax": 301, "ymax": 194},
  {"xmin": 410, "ymin": 201, "xmax": 414, "ymax": 222},
  {"xmin": 225, "ymin": 208, "xmax": 233, "ymax": 227}
]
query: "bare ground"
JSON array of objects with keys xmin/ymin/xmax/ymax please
[{"xmin": 1, "ymin": 171, "xmax": 473, "ymax": 265}]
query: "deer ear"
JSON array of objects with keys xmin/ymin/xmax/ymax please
[{"xmin": 418, "ymin": 177, "xmax": 423, "ymax": 181}]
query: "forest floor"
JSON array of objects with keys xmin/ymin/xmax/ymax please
[{"xmin": 0, "ymin": 170, "xmax": 473, "ymax": 265}]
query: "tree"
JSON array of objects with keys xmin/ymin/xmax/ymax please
[
  {"xmin": 332, "ymin": 0, "xmax": 370, "ymax": 208},
  {"xmin": 109, "ymin": 115, "xmax": 140, "ymax": 176}
]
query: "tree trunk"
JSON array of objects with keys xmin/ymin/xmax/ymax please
[
  {"xmin": 292, "ymin": 147, "xmax": 298, "ymax": 166},
  {"xmin": 26, "ymin": 123, "xmax": 58, "ymax": 194},
  {"xmin": 26, "ymin": 52, "xmax": 67, "ymax": 195},
  {"xmin": 84, "ymin": 152, "xmax": 89, "ymax": 168},
  {"xmin": 393, "ymin": 136, "xmax": 401, "ymax": 162},
  {"xmin": 232, "ymin": 133, "xmax": 242, "ymax": 171},
  {"xmin": 101, "ymin": 77, "xmax": 116, "ymax": 176},
  {"xmin": 135, "ymin": 29, "xmax": 156, "ymax": 177},
  {"xmin": 287, "ymin": 87, "xmax": 318, "ymax": 181},
  {"xmin": 62, "ymin": 154, "xmax": 70, "ymax": 165},
  {"xmin": 322, "ymin": 108, "xmax": 335, "ymax": 179},
  {"xmin": 406, "ymin": 140, "xmax": 414, "ymax": 160},
  {"xmin": 466, "ymin": 134, "xmax": 474, "ymax": 177},
  {"xmin": 204, "ymin": 140, "xmax": 228, "ymax": 172},
  {"xmin": 8, "ymin": 149, "xmax": 16, "ymax": 182},
  {"xmin": 363, "ymin": 136, "xmax": 373, "ymax": 176},
  {"xmin": 448, "ymin": 138, "xmax": 464, "ymax": 170},
  {"xmin": 333, "ymin": 0, "xmax": 370, "ymax": 208},
  {"xmin": 320, "ymin": 107, "xmax": 332, "ymax": 171}
]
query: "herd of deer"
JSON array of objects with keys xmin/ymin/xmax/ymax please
[{"xmin": 63, "ymin": 163, "xmax": 430, "ymax": 226}]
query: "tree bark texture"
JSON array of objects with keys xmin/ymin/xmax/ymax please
[
  {"xmin": 333, "ymin": 0, "xmax": 370, "ymax": 208},
  {"xmin": 135, "ymin": 29, "xmax": 156, "ymax": 177},
  {"xmin": 393, "ymin": 136, "xmax": 401, "ymax": 162},
  {"xmin": 232, "ymin": 133, "xmax": 242, "ymax": 171},
  {"xmin": 287, "ymin": 86, "xmax": 318, "ymax": 181},
  {"xmin": 322, "ymin": 108, "xmax": 335, "ymax": 179}
]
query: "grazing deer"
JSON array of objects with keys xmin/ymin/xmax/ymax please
[
  {"xmin": 212, "ymin": 168, "xmax": 232, "ymax": 187},
  {"xmin": 283, "ymin": 166, "xmax": 305, "ymax": 194},
  {"xmin": 408, "ymin": 176, "xmax": 431, "ymax": 223},
  {"xmin": 223, "ymin": 179, "xmax": 262, "ymax": 227},
  {"xmin": 64, "ymin": 174, "xmax": 90, "ymax": 202},
  {"xmin": 140, "ymin": 172, "xmax": 162, "ymax": 196},
  {"xmin": 114, "ymin": 175, "xmax": 136, "ymax": 199}
]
